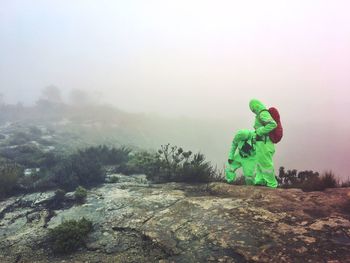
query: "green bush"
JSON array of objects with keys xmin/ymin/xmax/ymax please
[
  {"xmin": 0, "ymin": 144, "xmax": 48, "ymax": 167},
  {"xmin": 81, "ymin": 145, "xmax": 131, "ymax": 166},
  {"xmin": 122, "ymin": 144, "xmax": 219, "ymax": 183},
  {"xmin": 300, "ymin": 176, "xmax": 325, "ymax": 192},
  {"xmin": 180, "ymin": 153, "xmax": 216, "ymax": 183},
  {"xmin": 36, "ymin": 138, "xmax": 53, "ymax": 146},
  {"xmin": 26, "ymin": 171, "xmax": 59, "ymax": 192},
  {"xmin": 300, "ymin": 172, "xmax": 338, "ymax": 192},
  {"xmin": 46, "ymin": 189, "xmax": 66, "ymax": 209},
  {"xmin": 231, "ymin": 176, "xmax": 246, "ymax": 185},
  {"xmin": 54, "ymin": 188, "xmax": 66, "ymax": 201},
  {"xmin": 47, "ymin": 158, "xmax": 79, "ymax": 190},
  {"xmin": 9, "ymin": 146, "xmax": 108, "ymax": 192},
  {"xmin": 74, "ymin": 186, "xmax": 87, "ymax": 203},
  {"xmin": 50, "ymin": 149, "xmax": 104, "ymax": 190},
  {"xmin": 278, "ymin": 167, "xmax": 339, "ymax": 191},
  {"xmin": 40, "ymin": 152, "xmax": 62, "ymax": 168},
  {"xmin": 49, "ymin": 218, "xmax": 93, "ymax": 254},
  {"xmin": 70, "ymin": 149, "xmax": 104, "ymax": 187},
  {"xmin": 8, "ymin": 131, "xmax": 32, "ymax": 145},
  {"xmin": 320, "ymin": 171, "xmax": 338, "ymax": 188},
  {"xmin": 109, "ymin": 176, "xmax": 119, "ymax": 183},
  {"xmin": 29, "ymin": 126, "xmax": 42, "ymax": 137},
  {"xmin": 0, "ymin": 159, "xmax": 22, "ymax": 198},
  {"xmin": 341, "ymin": 178, "xmax": 350, "ymax": 187},
  {"xmin": 120, "ymin": 151, "xmax": 164, "ymax": 177},
  {"xmin": 278, "ymin": 167, "xmax": 320, "ymax": 188},
  {"xmin": 0, "ymin": 144, "xmax": 132, "ymax": 193}
]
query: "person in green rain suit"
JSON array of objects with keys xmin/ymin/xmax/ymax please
[
  {"xmin": 226, "ymin": 129, "xmax": 256, "ymax": 185},
  {"xmin": 249, "ymin": 99, "xmax": 278, "ymax": 188}
]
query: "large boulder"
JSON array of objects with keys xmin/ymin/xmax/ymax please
[{"xmin": 0, "ymin": 181, "xmax": 349, "ymax": 262}]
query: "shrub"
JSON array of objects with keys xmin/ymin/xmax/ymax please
[
  {"xmin": 0, "ymin": 159, "xmax": 22, "ymax": 197},
  {"xmin": 12, "ymin": 147, "xmax": 106, "ymax": 192},
  {"xmin": 109, "ymin": 176, "xmax": 119, "ymax": 183},
  {"xmin": 70, "ymin": 149, "xmax": 104, "ymax": 187},
  {"xmin": 120, "ymin": 151, "xmax": 163, "ymax": 176},
  {"xmin": 40, "ymin": 152, "xmax": 62, "ymax": 169},
  {"xmin": 0, "ymin": 144, "xmax": 47, "ymax": 167},
  {"xmin": 37, "ymin": 138, "xmax": 53, "ymax": 146},
  {"xmin": 341, "ymin": 178, "xmax": 350, "ymax": 188},
  {"xmin": 320, "ymin": 171, "xmax": 338, "ymax": 188},
  {"xmin": 278, "ymin": 167, "xmax": 339, "ymax": 191},
  {"xmin": 180, "ymin": 153, "xmax": 216, "ymax": 183},
  {"xmin": 46, "ymin": 189, "xmax": 66, "ymax": 209},
  {"xmin": 123, "ymin": 144, "xmax": 219, "ymax": 183},
  {"xmin": 50, "ymin": 150, "xmax": 104, "ymax": 190},
  {"xmin": 48, "ymin": 158, "xmax": 80, "ymax": 190},
  {"xmin": 54, "ymin": 188, "xmax": 66, "ymax": 201},
  {"xmin": 29, "ymin": 126, "xmax": 42, "ymax": 137},
  {"xmin": 301, "ymin": 172, "xmax": 338, "ymax": 191},
  {"xmin": 49, "ymin": 218, "xmax": 93, "ymax": 254},
  {"xmin": 0, "ymin": 145, "xmax": 132, "ymax": 193},
  {"xmin": 231, "ymin": 176, "xmax": 246, "ymax": 185},
  {"xmin": 74, "ymin": 186, "xmax": 87, "ymax": 203},
  {"xmin": 27, "ymin": 169, "xmax": 63, "ymax": 192},
  {"xmin": 300, "ymin": 176, "xmax": 325, "ymax": 192},
  {"xmin": 8, "ymin": 131, "xmax": 32, "ymax": 145},
  {"xmin": 82, "ymin": 145, "xmax": 131, "ymax": 166},
  {"xmin": 158, "ymin": 144, "xmax": 218, "ymax": 183},
  {"xmin": 278, "ymin": 167, "xmax": 319, "ymax": 189}
]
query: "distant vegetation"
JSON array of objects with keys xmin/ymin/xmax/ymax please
[
  {"xmin": 0, "ymin": 141, "xmax": 221, "ymax": 198},
  {"xmin": 0, "ymin": 115, "xmax": 346, "ymax": 198},
  {"xmin": 0, "ymin": 140, "xmax": 346, "ymax": 198}
]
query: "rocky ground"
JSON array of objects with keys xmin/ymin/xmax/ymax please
[{"xmin": 0, "ymin": 174, "xmax": 350, "ymax": 263}]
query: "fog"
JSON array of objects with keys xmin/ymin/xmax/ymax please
[{"xmin": 1, "ymin": 1, "xmax": 350, "ymax": 179}]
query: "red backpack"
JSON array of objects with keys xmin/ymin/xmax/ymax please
[{"xmin": 258, "ymin": 107, "xmax": 283, "ymax": 143}]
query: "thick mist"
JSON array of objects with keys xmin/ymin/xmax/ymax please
[{"xmin": 1, "ymin": 0, "xmax": 350, "ymax": 179}]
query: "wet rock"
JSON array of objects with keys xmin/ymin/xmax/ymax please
[
  {"xmin": 0, "ymin": 182, "xmax": 349, "ymax": 262},
  {"xmin": 26, "ymin": 211, "xmax": 41, "ymax": 223},
  {"xmin": 106, "ymin": 173, "xmax": 147, "ymax": 183}
]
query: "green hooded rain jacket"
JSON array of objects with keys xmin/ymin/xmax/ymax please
[{"xmin": 249, "ymin": 99, "xmax": 278, "ymax": 188}]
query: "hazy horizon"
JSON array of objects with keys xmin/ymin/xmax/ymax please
[{"xmin": 1, "ymin": 0, "xmax": 350, "ymax": 179}]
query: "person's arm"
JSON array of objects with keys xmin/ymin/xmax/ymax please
[
  {"xmin": 256, "ymin": 111, "xmax": 277, "ymax": 136},
  {"xmin": 228, "ymin": 140, "xmax": 238, "ymax": 162}
]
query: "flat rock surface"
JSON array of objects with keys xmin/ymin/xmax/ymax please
[{"xmin": 1, "ymin": 176, "xmax": 350, "ymax": 263}]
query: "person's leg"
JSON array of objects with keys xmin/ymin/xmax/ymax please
[
  {"xmin": 254, "ymin": 143, "xmax": 266, "ymax": 186},
  {"xmin": 255, "ymin": 141, "xmax": 278, "ymax": 188},
  {"xmin": 241, "ymin": 157, "xmax": 256, "ymax": 185},
  {"xmin": 254, "ymin": 167, "xmax": 266, "ymax": 185}
]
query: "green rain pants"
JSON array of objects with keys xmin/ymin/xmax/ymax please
[
  {"xmin": 226, "ymin": 154, "xmax": 256, "ymax": 185},
  {"xmin": 253, "ymin": 140, "xmax": 278, "ymax": 188}
]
